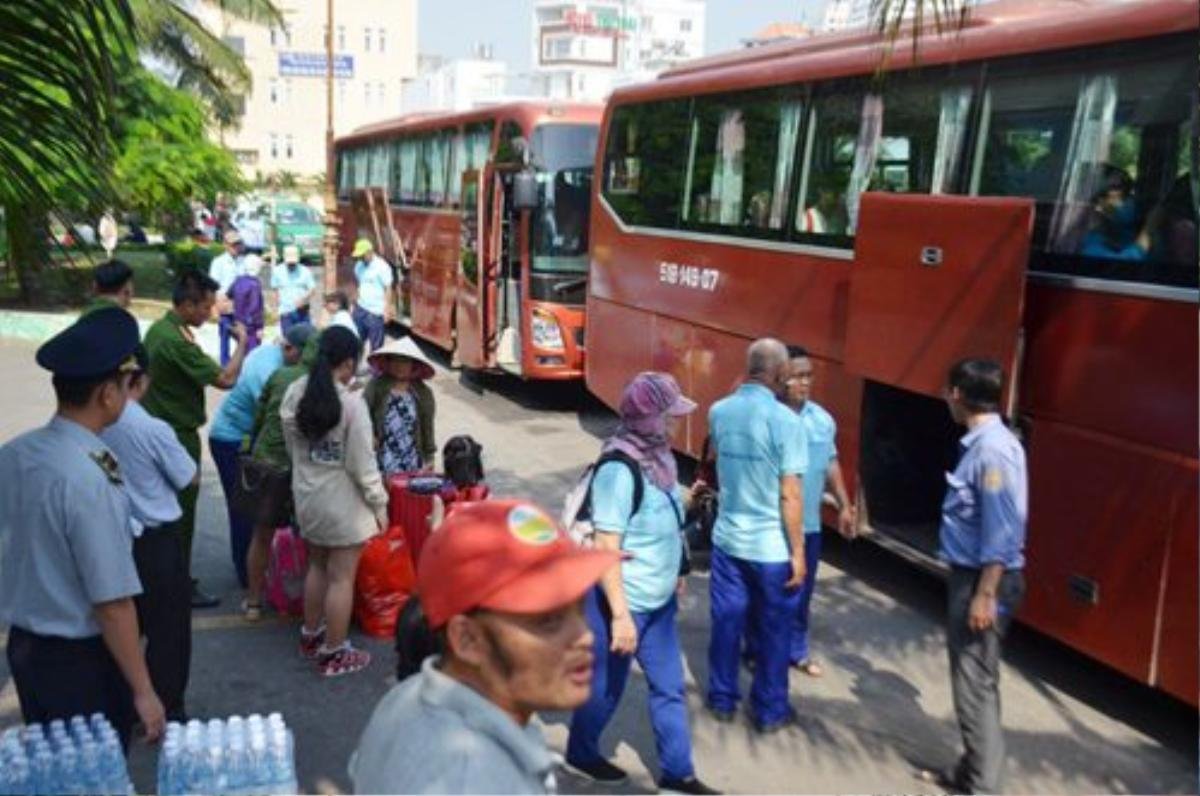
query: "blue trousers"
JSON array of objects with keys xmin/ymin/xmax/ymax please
[
  {"xmin": 744, "ymin": 532, "xmax": 823, "ymax": 665},
  {"xmin": 567, "ymin": 589, "xmax": 695, "ymax": 782},
  {"xmin": 707, "ymin": 546, "xmax": 801, "ymax": 726},
  {"xmin": 280, "ymin": 307, "xmax": 310, "ymax": 336},
  {"xmin": 352, "ymin": 305, "xmax": 385, "ymax": 351},
  {"xmin": 218, "ymin": 314, "xmax": 234, "ymax": 366},
  {"xmin": 209, "ymin": 436, "xmax": 254, "ymax": 588}
]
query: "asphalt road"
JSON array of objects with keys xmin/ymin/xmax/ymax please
[{"xmin": 0, "ymin": 335, "xmax": 1195, "ymax": 794}]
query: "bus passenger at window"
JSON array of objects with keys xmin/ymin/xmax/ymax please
[
  {"xmin": 746, "ymin": 190, "xmax": 773, "ymax": 229},
  {"xmin": 797, "ymin": 176, "xmax": 848, "ymax": 236},
  {"xmin": 1080, "ymin": 166, "xmax": 1149, "ymax": 261},
  {"xmin": 1147, "ymin": 174, "xmax": 1197, "ymax": 267}
]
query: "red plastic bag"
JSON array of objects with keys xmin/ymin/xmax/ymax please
[
  {"xmin": 353, "ymin": 524, "xmax": 417, "ymax": 638},
  {"xmin": 265, "ymin": 526, "xmax": 307, "ymax": 616}
]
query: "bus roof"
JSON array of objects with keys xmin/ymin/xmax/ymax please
[
  {"xmin": 337, "ymin": 101, "xmax": 604, "ymax": 149},
  {"xmin": 618, "ymin": 0, "xmax": 1196, "ymax": 103}
]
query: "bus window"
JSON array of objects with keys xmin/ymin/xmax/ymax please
[
  {"xmin": 351, "ymin": 146, "xmax": 370, "ymax": 190},
  {"xmin": 602, "ymin": 99, "xmax": 691, "ymax": 228},
  {"xmin": 976, "ymin": 47, "xmax": 1197, "ymax": 287},
  {"xmin": 368, "ymin": 143, "xmax": 390, "ymax": 188},
  {"xmin": 466, "ymin": 122, "xmax": 494, "ymax": 170},
  {"xmin": 874, "ymin": 76, "xmax": 974, "ymax": 195},
  {"xmin": 450, "ymin": 128, "xmax": 464, "ymax": 205},
  {"xmin": 398, "ymin": 138, "xmax": 418, "ymax": 204},
  {"xmin": 681, "ymin": 90, "xmax": 802, "ymax": 236},
  {"xmin": 389, "ymin": 139, "xmax": 404, "ymax": 203},
  {"xmin": 795, "ymin": 88, "xmax": 862, "ymax": 244},
  {"xmin": 414, "ymin": 136, "xmax": 431, "ymax": 205},
  {"xmin": 495, "ymin": 120, "xmax": 525, "ymax": 165},
  {"xmin": 530, "ymin": 123, "xmax": 599, "ymax": 273},
  {"xmin": 428, "ymin": 131, "xmax": 451, "ymax": 206},
  {"xmin": 336, "ymin": 150, "xmax": 351, "ymax": 199}
]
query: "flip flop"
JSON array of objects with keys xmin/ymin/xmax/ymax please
[{"xmin": 795, "ymin": 659, "xmax": 824, "ymax": 677}]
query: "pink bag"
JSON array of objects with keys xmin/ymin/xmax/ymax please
[{"xmin": 266, "ymin": 526, "xmax": 307, "ymax": 616}]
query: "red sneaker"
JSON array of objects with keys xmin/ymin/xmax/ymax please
[
  {"xmin": 299, "ymin": 627, "xmax": 325, "ymax": 660},
  {"xmin": 317, "ymin": 644, "xmax": 372, "ymax": 678}
]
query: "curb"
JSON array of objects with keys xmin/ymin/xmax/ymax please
[{"xmin": 0, "ymin": 310, "xmax": 221, "ymax": 359}]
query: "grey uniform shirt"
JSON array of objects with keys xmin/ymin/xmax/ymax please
[
  {"xmin": 0, "ymin": 416, "xmax": 142, "ymax": 638},
  {"xmin": 101, "ymin": 401, "xmax": 197, "ymax": 531},
  {"xmin": 350, "ymin": 657, "xmax": 558, "ymax": 795}
]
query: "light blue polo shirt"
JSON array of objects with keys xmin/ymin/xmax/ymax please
[
  {"xmin": 591, "ymin": 461, "xmax": 683, "ymax": 614},
  {"xmin": 939, "ymin": 416, "xmax": 1027, "ymax": 569},
  {"xmin": 101, "ymin": 401, "xmax": 197, "ymax": 530},
  {"xmin": 209, "ymin": 251, "xmax": 244, "ymax": 294},
  {"xmin": 709, "ymin": 383, "xmax": 808, "ymax": 563},
  {"xmin": 209, "ymin": 343, "xmax": 285, "ymax": 443},
  {"xmin": 271, "ymin": 263, "xmax": 315, "ymax": 313},
  {"xmin": 797, "ymin": 400, "xmax": 838, "ymax": 534},
  {"xmin": 354, "ymin": 255, "xmax": 394, "ymax": 316}
]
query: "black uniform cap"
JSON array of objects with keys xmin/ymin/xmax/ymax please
[{"xmin": 36, "ymin": 307, "xmax": 141, "ymax": 380}]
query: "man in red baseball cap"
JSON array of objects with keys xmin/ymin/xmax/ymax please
[{"xmin": 350, "ymin": 499, "xmax": 618, "ymax": 794}]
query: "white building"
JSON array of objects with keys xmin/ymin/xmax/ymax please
[
  {"xmin": 531, "ymin": 0, "xmax": 706, "ymax": 102},
  {"xmin": 400, "ymin": 52, "xmax": 512, "ymax": 113},
  {"xmin": 196, "ymin": 0, "xmax": 418, "ymax": 180}
]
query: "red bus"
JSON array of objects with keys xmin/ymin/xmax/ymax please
[
  {"xmin": 585, "ymin": 0, "xmax": 1198, "ymax": 704},
  {"xmin": 334, "ymin": 102, "xmax": 602, "ymax": 379}
]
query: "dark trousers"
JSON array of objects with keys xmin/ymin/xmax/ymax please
[
  {"xmin": 352, "ymin": 305, "xmax": 385, "ymax": 351},
  {"xmin": 173, "ymin": 429, "xmax": 201, "ymax": 577},
  {"xmin": 6, "ymin": 626, "xmax": 135, "ymax": 751},
  {"xmin": 567, "ymin": 589, "xmax": 695, "ymax": 781},
  {"xmin": 280, "ymin": 307, "xmax": 310, "ymax": 336},
  {"xmin": 133, "ymin": 523, "xmax": 192, "ymax": 720},
  {"xmin": 218, "ymin": 313, "xmax": 234, "ymax": 366},
  {"xmin": 744, "ymin": 531, "xmax": 822, "ymax": 665},
  {"xmin": 707, "ymin": 546, "xmax": 801, "ymax": 726},
  {"xmin": 209, "ymin": 436, "xmax": 253, "ymax": 587},
  {"xmin": 947, "ymin": 566, "xmax": 1025, "ymax": 794}
]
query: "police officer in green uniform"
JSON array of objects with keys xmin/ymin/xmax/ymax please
[
  {"xmin": 0, "ymin": 308, "xmax": 166, "ymax": 749},
  {"xmin": 142, "ymin": 270, "xmax": 248, "ymax": 608}
]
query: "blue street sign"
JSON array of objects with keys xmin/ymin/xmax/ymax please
[{"xmin": 278, "ymin": 52, "xmax": 354, "ymax": 79}]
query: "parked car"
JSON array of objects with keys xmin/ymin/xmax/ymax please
[{"xmin": 270, "ymin": 201, "xmax": 325, "ymax": 262}]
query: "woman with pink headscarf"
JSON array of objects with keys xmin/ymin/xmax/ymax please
[{"xmin": 565, "ymin": 373, "xmax": 717, "ymax": 795}]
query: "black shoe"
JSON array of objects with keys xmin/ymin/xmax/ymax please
[
  {"xmin": 659, "ymin": 776, "xmax": 720, "ymax": 795},
  {"xmin": 706, "ymin": 705, "xmax": 736, "ymax": 724},
  {"xmin": 565, "ymin": 758, "xmax": 628, "ymax": 784},
  {"xmin": 916, "ymin": 767, "xmax": 968, "ymax": 794},
  {"xmin": 190, "ymin": 582, "xmax": 220, "ymax": 609},
  {"xmin": 752, "ymin": 708, "xmax": 798, "ymax": 735}
]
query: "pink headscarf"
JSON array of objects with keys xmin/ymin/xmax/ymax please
[{"xmin": 602, "ymin": 372, "xmax": 697, "ymax": 491}]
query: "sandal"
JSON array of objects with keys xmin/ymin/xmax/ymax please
[
  {"xmin": 317, "ymin": 643, "xmax": 371, "ymax": 678},
  {"xmin": 795, "ymin": 659, "xmax": 824, "ymax": 678},
  {"xmin": 241, "ymin": 599, "xmax": 262, "ymax": 622}
]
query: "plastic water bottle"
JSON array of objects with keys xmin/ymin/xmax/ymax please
[
  {"xmin": 55, "ymin": 743, "xmax": 78, "ymax": 795},
  {"xmin": 247, "ymin": 732, "xmax": 268, "ymax": 795},
  {"xmin": 97, "ymin": 729, "xmax": 129, "ymax": 795},
  {"xmin": 31, "ymin": 742, "xmax": 55, "ymax": 795}
]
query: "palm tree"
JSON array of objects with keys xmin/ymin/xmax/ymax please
[
  {"xmin": 873, "ymin": 0, "xmax": 973, "ymax": 57},
  {"xmin": 132, "ymin": 0, "xmax": 285, "ymax": 128},
  {"xmin": 0, "ymin": 0, "xmax": 135, "ymax": 301}
]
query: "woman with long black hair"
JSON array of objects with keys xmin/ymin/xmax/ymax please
[{"xmin": 281, "ymin": 326, "xmax": 388, "ymax": 677}]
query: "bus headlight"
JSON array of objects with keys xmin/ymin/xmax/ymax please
[{"xmin": 531, "ymin": 310, "xmax": 565, "ymax": 350}]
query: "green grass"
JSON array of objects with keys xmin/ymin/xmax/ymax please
[{"xmin": 0, "ymin": 245, "xmax": 175, "ymax": 308}]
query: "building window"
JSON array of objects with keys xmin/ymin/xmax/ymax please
[
  {"xmin": 377, "ymin": 82, "xmax": 387, "ymax": 104},
  {"xmin": 285, "ymin": 134, "xmax": 294, "ymax": 159},
  {"xmin": 364, "ymin": 27, "xmax": 372, "ymax": 52},
  {"xmin": 364, "ymin": 81, "xmax": 372, "ymax": 104},
  {"xmin": 680, "ymin": 18, "xmax": 692, "ymax": 32},
  {"xmin": 379, "ymin": 28, "xmax": 387, "ymax": 53},
  {"xmin": 223, "ymin": 35, "xmax": 245, "ymax": 56},
  {"xmin": 337, "ymin": 25, "xmax": 346, "ymax": 51},
  {"xmin": 337, "ymin": 79, "xmax": 347, "ymax": 105},
  {"xmin": 269, "ymin": 133, "xmax": 278, "ymax": 160},
  {"xmin": 269, "ymin": 27, "xmax": 277, "ymax": 46},
  {"xmin": 269, "ymin": 79, "xmax": 279, "ymax": 104}
]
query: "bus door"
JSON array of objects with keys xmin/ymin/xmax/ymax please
[
  {"xmin": 455, "ymin": 168, "xmax": 501, "ymax": 370},
  {"xmin": 844, "ymin": 192, "xmax": 1033, "ymax": 555}
]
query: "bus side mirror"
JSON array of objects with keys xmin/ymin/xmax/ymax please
[{"xmin": 513, "ymin": 171, "xmax": 539, "ymax": 211}]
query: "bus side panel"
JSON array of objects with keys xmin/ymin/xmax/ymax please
[
  {"xmin": 585, "ymin": 297, "xmax": 654, "ymax": 412},
  {"xmin": 402, "ymin": 211, "xmax": 458, "ymax": 351},
  {"xmin": 1021, "ymin": 285, "xmax": 1197, "ymax": 459},
  {"xmin": 1021, "ymin": 421, "xmax": 1177, "ymax": 684},
  {"xmin": 1156, "ymin": 467, "xmax": 1198, "ymax": 705}
]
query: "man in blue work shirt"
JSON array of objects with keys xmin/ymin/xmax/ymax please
[
  {"xmin": 937, "ymin": 358, "xmax": 1027, "ymax": 794},
  {"xmin": 101, "ymin": 348, "xmax": 199, "ymax": 722},
  {"xmin": 272, "ymin": 244, "xmax": 316, "ymax": 335},
  {"xmin": 745, "ymin": 346, "xmax": 856, "ymax": 677},
  {"xmin": 0, "ymin": 308, "xmax": 165, "ymax": 749},
  {"xmin": 352, "ymin": 238, "xmax": 394, "ymax": 351},
  {"xmin": 706, "ymin": 338, "xmax": 808, "ymax": 733},
  {"xmin": 209, "ymin": 230, "xmax": 247, "ymax": 365}
]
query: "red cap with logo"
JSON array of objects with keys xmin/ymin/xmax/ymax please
[{"xmin": 417, "ymin": 499, "xmax": 619, "ymax": 629}]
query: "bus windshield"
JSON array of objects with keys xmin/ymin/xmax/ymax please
[{"xmin": 530, "ymin": 123, "xmax": 598, "ymax": 273}]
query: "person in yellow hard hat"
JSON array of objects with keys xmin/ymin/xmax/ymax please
[{"xmin": 351, "ymin": 238, "xmax": 393, "ymax": 351}]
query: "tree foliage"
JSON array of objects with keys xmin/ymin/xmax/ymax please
[{"xmin": 112, "ymin": 69, "xmax": 245, "ymax": 234}]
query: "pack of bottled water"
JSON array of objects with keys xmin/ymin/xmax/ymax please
[
  {"xmin": 0, "ymin": 713, "xmax": 132, "ymax": 796},
  {"xmin": 158, "ymin": 713, "xmax": 297, "ymax": 796}
]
